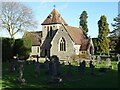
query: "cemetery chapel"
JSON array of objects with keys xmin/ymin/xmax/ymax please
[{"xmin": 24, "ymin": 8, "xmax": 94, "ymax": 60}]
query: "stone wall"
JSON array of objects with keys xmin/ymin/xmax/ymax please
[{"xmin": 51, "ymin": 25, "xmax": 75, "ymax": 60}]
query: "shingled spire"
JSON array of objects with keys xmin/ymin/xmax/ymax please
[{"xmin": 41, "ymin": 9, "xmax": 68, "ymax": 26}]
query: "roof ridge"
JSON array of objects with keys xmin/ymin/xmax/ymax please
[{"xmin": 41, "ymin": 9, "xmax": 67, "ymax": 25}]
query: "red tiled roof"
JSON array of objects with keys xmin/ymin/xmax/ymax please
[
  {"xmin": 41, "ymin": 9, "xmax": 68, "ymax": 25},
  {"xmin": 80, "ymin": 39, "xmax": 90, "ymax": 51},
  {"xmin": 64, "ymin": 25, "xmax": 89, "ymax": 51}
]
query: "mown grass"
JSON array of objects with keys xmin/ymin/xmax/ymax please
[{"xmin": 1, "ymin": 60, "xmax": 119, "ymax": 89}]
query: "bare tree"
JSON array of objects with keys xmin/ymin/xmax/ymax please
[{"xmin": 0, "ymin": 2, "xmax": 37, "ymax": 39}]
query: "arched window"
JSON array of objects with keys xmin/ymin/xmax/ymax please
[
  {"xmin": 37, "ymin": 47, "xmax": 39, "ymax": 53},
  {"xmin": 50, "ymin": 26, "xmax": 52, "ymax": 37},
  {"xmin": 60, "ymin": 37, "xmax": 66, "ymax": 51}
]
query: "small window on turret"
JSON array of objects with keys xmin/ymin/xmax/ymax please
[{"xmin": 50, "ymin": 26, "xmax": 52, "ymax": 37}]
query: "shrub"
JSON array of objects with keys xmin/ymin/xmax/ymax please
[
  {"xmin": 2, "ymin": 38, "xmax": 15, "ymax": 62},
  {"xmin": 13, "ymin": 38, "xmax": 32, "ymax": 60}
]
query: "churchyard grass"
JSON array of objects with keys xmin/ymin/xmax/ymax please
[{"xmin": 2, "ymin": 60, "xmax": 118, "ymax": 89}]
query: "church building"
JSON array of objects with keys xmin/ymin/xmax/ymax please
[{"xmin": 23, "ymin": 8, "xmax": 94, "ymax": 60}]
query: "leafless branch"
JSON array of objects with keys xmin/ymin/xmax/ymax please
[{"xmin": 0, "ymin": 2, "xmax": 37, "ymax": 38}]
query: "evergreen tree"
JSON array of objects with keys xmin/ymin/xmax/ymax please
[
  {"xmin": 111, "ymin": 14, "xmax": 120, "ymax": 53},
  {"xmin": 79, "ymin": 11, "xmax": 88, "ymax": 34},
  {"xmin": 112, "ymin": 14, "xmax": 120, "ymax": 37},
  {"xmin": 98, "ymin": 15, "xmax": 110, "ymax": 55}
]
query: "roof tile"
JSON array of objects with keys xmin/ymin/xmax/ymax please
[{"xmin": 41, "ymin": 9, "xmax": 68, "ymax": 25}]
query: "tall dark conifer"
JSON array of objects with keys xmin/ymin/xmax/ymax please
[
  {"xmin": 98, "ymin": 15, "xmax": 110, "ymax": 55},
  {"xmin": 79, "ymin": 11, "xmax": 88, "ymax": 34}
]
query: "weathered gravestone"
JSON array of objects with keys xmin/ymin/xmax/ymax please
[
  {"xmin": 48, "ymin": 55, "xmax": 62, "ymax": 84},
  {"xmin": 78, "ymin": 62, "xmax": 82, "ymax": 74},
  {"xmin": 92, "ymin": 55, "xmax": 96, "ymax": 64},
  {"xmin": 81, "ymin": 60, "xmax": 86, "ymax": 73},
  {"xmin": 67, "ymin": 62, "xmax": 72, "ymax": 76},
  {"xmin": 118, "ymin": 61, "xmax": 120, "ymax": 74},
  {"xmin": 16, "ymin": 60, "xmax": 25, "ymax": 84},
  {"xmin": 89, "ymin": 60, "xmax": 95, "ymax": 75},
  {"xmin": 51, "ymin": 55, "xmax": 60, "ymax": 77},
  {"xmin": 44, "ymin": 57, "xmax": 50, "ymax": 74},
  {"xmin": 10, "ymin": 59, "xmax": 16, "ymax": 72},
  {"xmin": 97, "ymin": 56, "xmax": 101, "ymax": 64},
  {"xmin": 117, "ymin": 54, "xmax": 120, "ymax": 63},
  {"xmin": 34, "ymin": 60, "xmax": 40, "ymax": 78},
  {"xmin": 106, "ymin": 58, "xmax": 111, "ymax": 68},
  {"xmin": 10, "ymin": 55, "xmax": 19, "ymax": 73}
]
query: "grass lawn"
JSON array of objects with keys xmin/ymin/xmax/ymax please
[{"xmin": 1, "ymin": 60, "xmax": 119, "ymax": 89}]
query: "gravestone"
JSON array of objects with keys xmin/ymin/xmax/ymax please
[
  {"xmin": 117, "ymin": 54, "xmax": 120, "ymax": 63},
  {"xmin": 16, "ymin": 60, "xmax": 25, "ymax": 84},
  {"xmin": 78, "ymin": 62, "xmax": 83, "ymax": 74},
  {"xmin": 10, "ymin": 59, "xmax": 15, "ymax": 72},
  {"xmin": 92, "ymin": 55, "xmax": 96, "ymax": 64},
  {"xmin": 106, "ymin": 58, "xmax": 111, "ymax": 67},
  {"xmin": 48, "ymin": 55, "xmax": 62, "ymax": 84},
  {"xmin": 34, "ymin": 60, "xmax": 40, "ymax": 77},
  {"xmin": 10, "ymin": 55, "xmax": 19, "ymax": 72},
  {"xmin": 51, "ymin": 55, "xmax": 60, "ymax": 77},
  {"xmin": 67, "ymin": 62, "xmax": 72, "ymax": 76},
  {"xmin": 81, "ymin": 60, "xmax": 86, "ymax": 73},
  {"xmin": 97, "ymin": 56, "xmax": 101, "ymax": 64},
  {"xmin": 118, "ymin": 61, "xmax": 120, "ymax": 74},
  {"xmin": 44, "ymin": 57, "xmax": 50, "ymax": 74},
  {"xmin": 89, "ymin": 60, "xmax": 95, "ymax": 75}
]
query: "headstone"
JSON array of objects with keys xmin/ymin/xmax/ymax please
[
  {"xmin": 97, "ymin": 56, "xmax": 101, "ymax": 64},
  {"xmin": 51, "ymin": 55, "xmax": 60, "ymax": 77},
  {"xmin": 34, "ymin": 61, "xmax": 40, "ymax": 77},
  {"xmin": 106, "ymin": 58, "xmax": 111, "ymax": 67},
  {"xmin": 78, "ymin": 62, "xmax": 82, "ymax": 74},
  {"xmin": 10, "ymin": 56, "xmax": 18, "ymax": 73},
  {"xmin": 89, "ymin": 60, "xmax": 95, "ymax": 75},
  {"xmin": 81, "ymin": 60, "xmax": 86, "ymax": 73},
  {"xmin": 16, "ymin": 60, "xmax": 25, "ymax": 84},
  {"xmin": 117, "ymin": 54, "xmax": 120, "ymax": 63},
  {"xmin": 92, "ymin": 55, "xmax": 96, "ymax": 62},
  {"xmin": 67, "ymin": 62, "xmax": 72, "ymax": 76},
  {"xmin": 118, "ymin": 61, "xmax": 120, "ymax": 74},
  {"xmin": 44, "ymin": 58, "xmax": 50, "ymax": 74},
  {"xmin": 48, "ymin": 55, "xmax": 62, "ymax": 84}
]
